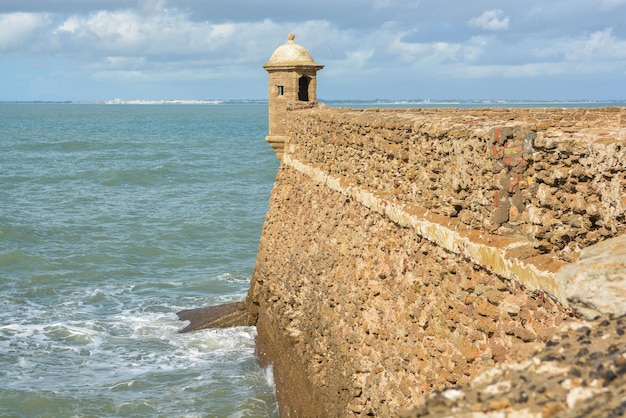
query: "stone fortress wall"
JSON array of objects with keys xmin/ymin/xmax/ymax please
[{"xmin": 246, "ymin": 105, "xmax": 626, "ymax": 416}]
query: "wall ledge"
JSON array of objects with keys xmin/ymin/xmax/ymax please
[{"xmin": 284, "ymin": 152, "xmax": 566, "ymax": 301}]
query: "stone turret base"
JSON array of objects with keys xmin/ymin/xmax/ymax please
[{"xmin": 265, "ymin": 135, "xmax": 286, "ymax": 160}]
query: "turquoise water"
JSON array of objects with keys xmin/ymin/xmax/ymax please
[{"xmin": 0, "ymin": 104, "xmax": 280, "ymax": 417}]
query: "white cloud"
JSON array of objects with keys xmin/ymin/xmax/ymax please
[
  {"xmin": 53, "ymin": 10, "xmax": 280, "ymax": 61},
  {"xmin": 532, "ymin": 27, "xmax": 626, "ymax": 66},
  {"xmin": 56, "ymin": 16, "xmax": 81, "ymax": 33},
  {"xmin": 468, "ymin": 9, "xmax": 510, "ymax": 31},
  {"xmin": 564, "ymin": 28, "xmax": 626, "ymax": 61},
  {"xmin": 346, "ymin": 49, "xmax": 375, "ymax": 68},
  {"xmin": 47, "ymin": 10, "xmax": 343, "ymax": 82},
  {"xmin": 0, "ymin": 13, "xmax": 50, "ymax": 50},
  {"xmin": 389, "ymin": 36, "xmax": 483, "ymax": 66}
]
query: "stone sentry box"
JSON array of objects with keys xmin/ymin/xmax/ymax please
[{"xmin": 263, "ymin": 33, "xmax": 324, "ymax": 159}]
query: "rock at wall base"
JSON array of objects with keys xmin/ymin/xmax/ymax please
[
  {"xmin": 559, "ymin": 235, "xmax": 626, "ymax": 320},
  {"xmin": 176, "ymin": 301, "xmax": 249, "ymax": 333}
]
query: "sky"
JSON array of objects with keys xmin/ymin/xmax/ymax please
[{"xmin": 0, "ymin": 0, "xmax": 625, "ymax": 102}]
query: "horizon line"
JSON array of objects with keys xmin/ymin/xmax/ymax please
[{"xmin": 1, "ymin": 98, "xmax": 625, "ymax": 105}]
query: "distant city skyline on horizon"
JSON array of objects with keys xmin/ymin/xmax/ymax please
[
  {"xmin": 1, "ymin": 0, "xmax": 625, "ymax": 102},
  {"xmin": 2, "ymin": 98, "xmax": 626, "ymax": 106}
]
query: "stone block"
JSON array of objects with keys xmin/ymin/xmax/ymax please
[
  {"xmin": 176, "ymin": 302, "xmax": 249, "ymax": 333},
  {"xmin": 559, "ymin": 235, "xmax": 626, "ymax": 319},
  {"xmin": 512, "ymin": 325, "xmax": 537, "ymax": 342},
  {"xmin": 476, "ymin": 300, "xmax": 501, "ymax": 319}
]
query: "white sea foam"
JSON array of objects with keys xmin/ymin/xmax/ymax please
[
  {"xmin": 17, "ymin": 357, "xmax": 36, "ymax": 368},
  {"xmin": 215, "ymin": 272, "xmax": 251, "ymax": 284},
  {"xmin": 265, "ymin": 364, "xmax": 276, "ymax": 392},
  {"xmin": 44, "ymin": 322, "xmax": 102, "ymax": 346}
]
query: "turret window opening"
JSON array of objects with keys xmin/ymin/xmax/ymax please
[
  {"xmin": 277, "ymin": 85, "xmax": 284, "ymax": 96},
  {"xmin": 298, "ymin": 76, "xmax": 310, "ymax": 101}
]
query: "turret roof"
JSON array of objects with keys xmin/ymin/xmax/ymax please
[{"xmin": 264, "ymin": 33, "xmax": 322, "ymax": 68}]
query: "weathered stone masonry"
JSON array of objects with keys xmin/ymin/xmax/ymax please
[{"xmin": 246, "ymin": 106, "xmax": 626, "ymax": 417}]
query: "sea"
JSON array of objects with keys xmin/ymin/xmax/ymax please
[{"xmin": 0, "ymin": 103, "xmax": 280, "ymax": 417}]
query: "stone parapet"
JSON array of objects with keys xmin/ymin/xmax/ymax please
[{"xmin": 284, "ymin": 106, "xmax": 626, "ymax": 262}]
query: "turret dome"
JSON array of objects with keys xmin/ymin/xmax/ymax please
[{"xmin": 264, "ymin": 33, "xmax": 321, "ymax": 67}]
